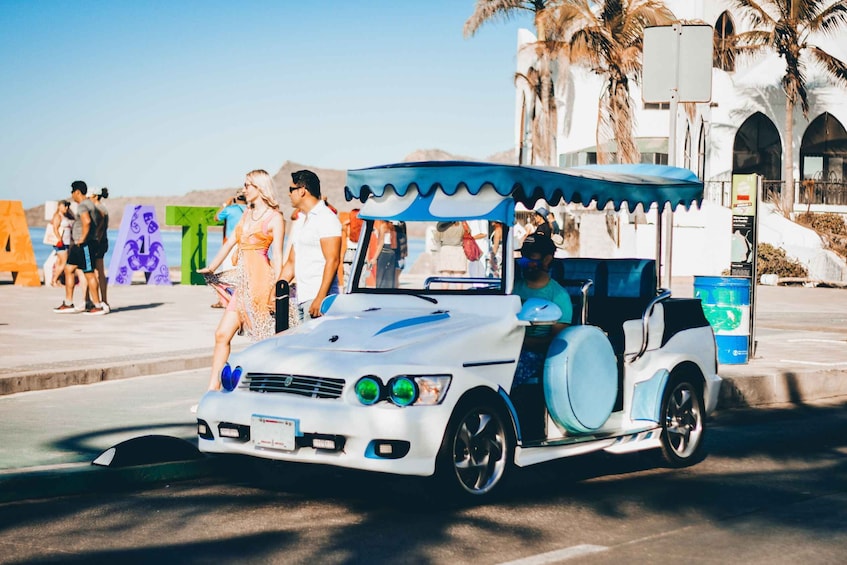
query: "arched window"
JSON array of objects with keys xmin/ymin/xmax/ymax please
[
  {"xmin": 800, "ymin": 112, "xmax": 847, "ymax": 204},
  {"xmin": 714, "ymin": 12, "xmax": 735, "ymax": 72},
  {"xmin": 733, "ymin": 112, "xmax": 781, "ymax": 180},
  {"xmin": 683, "ymin": 125, "xmax": 692, "ymax": 171},
  {"xmin": 801, "ymin": 112, "xmax": 847, "ymax": 182},
  {"xmin": 697, "ymin": 122, "xmax": 707, "ymax": 180}
]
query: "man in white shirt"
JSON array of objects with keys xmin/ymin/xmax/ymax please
[{"xmin": 280, "ymin": 170, "xmax": 341, "ymax": 321}]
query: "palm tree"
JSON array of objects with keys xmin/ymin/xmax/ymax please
[
  {"xmin": 514, "ymin": 66, "xmax": 557, "ymax": 164},
  {"xmin": 544, "ymin": 0, "xmax": 675, "ymax": 164},
  {"xmin": 731, "ymin": 0, "xmax": 847, "ymax": 216},
  {"xmin": 465, "ymin": 1, "xmax": 562, "ymax": 165}
]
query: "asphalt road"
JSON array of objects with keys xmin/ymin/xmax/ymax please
[{"xmin": 0, "ymin": 392, "xmax": 845, "ymax": 564}]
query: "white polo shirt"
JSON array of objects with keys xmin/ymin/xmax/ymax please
[{"xmin": 293, "ymin": 200, "xmax": 341, "ymax": 304}]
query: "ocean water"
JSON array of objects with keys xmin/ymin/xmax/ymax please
[
  {"xmin": 27, "ymin": 227, "xmax": 423, "ymax": 272},
  {"xmin": 28, "ymin": 227, "xmax": 217, "ymax": 271}
]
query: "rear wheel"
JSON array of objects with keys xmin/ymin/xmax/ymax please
[
  {"xmin": 437, "ymin": 399, "xmax": 513, "ymax": 498},
  {"xmin": 658, "ymin": 378, "xmax": 706, "ymax": 467}
]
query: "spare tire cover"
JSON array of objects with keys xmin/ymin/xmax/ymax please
[{"xmin": 544, "ymin": 325, "xmax": 618, "ymax": 434}]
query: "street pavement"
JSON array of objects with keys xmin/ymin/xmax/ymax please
[{"xmin": 1, "ymin": 276, "xmax": 846, "ymax": 501}]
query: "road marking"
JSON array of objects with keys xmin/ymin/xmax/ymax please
[
  {"xmin": 498, "ymin": 544, "xmax": 608, "ymax": 564},
  {"xmin": 787, "ymin": 339, "xmax": 846, "ymax": 345}
]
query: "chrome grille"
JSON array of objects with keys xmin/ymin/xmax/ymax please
[{"xmin": 240, "ymin": 373, "xmax": 345, "ymax": 399}]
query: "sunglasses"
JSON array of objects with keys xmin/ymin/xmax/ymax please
[
  {"xmin": 516, "ymin": 257, "xmax": 542, "ymax": 269},
  {"xmin": 289, "ymin": 185, "xmax": 302, "ymax": 193}
]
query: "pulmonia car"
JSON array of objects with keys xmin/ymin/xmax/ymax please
[{"xmin": 197, "ymin": 161, "xmax": 722, "ymax": 499}]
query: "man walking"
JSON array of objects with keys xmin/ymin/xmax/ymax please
[
  {"xmin": 280, "ymin": 169, "xmax": 341, "ymax": 321},
  {"xmin": 54, "ymin": 181, "xmax": 106, "ymax": 315}
]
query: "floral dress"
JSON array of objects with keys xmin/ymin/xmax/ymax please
[{"xmin": 205, "ymin": 214, "xmax": 280, "ymax": 340}]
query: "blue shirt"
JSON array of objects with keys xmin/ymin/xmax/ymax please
[
  {"xmin": 513, "ymin": 277, "xmax": 574, "ymax": 336},
  {"xmin": 217, "ymin": 204, "xmax": 246, "ymax": 241}
]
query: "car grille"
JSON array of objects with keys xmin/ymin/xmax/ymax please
[{"xmin": 240, "ymin": 373, "xmax": 345, "ymax": 399}]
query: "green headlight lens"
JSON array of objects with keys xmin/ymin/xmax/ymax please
[
  {"xmin": 389, "ymin": 377, "xmax": 418, "ymax": 407},
  {"xmin": 355, "ymin": 376, "xmax": 382, "ymax": 405}
]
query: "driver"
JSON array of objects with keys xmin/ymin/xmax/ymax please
[{"xmin": 512, "ymin": 232, "xmax": 573, "ymax": 439}]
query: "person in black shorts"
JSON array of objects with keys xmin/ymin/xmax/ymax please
[
  {"xmin": 85, "ymin": 188, "xmax": 110, "ymax": 312},
  {"xmin": 54, "ymin": 181, "xmax": 107, "ymax": 315}
]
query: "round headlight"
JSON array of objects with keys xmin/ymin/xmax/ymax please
[
  {"xmin": 389, "ymin": 376, "xmax": 418, "ymax": 407},
  {"xmin": 221, "ymin": 365, "xmax": 242, "ymax": 392},
  {"xmin": 355, "ymin": 376, "xmax": 382, "ymax": 405}
]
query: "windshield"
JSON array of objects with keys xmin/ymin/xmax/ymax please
[{"xmin": 349, "ymin": 219, "xmax": 507, "ymax": 294}]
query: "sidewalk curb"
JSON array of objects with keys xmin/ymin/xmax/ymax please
[
  {"xmin": 0, "ymin": 458, "xmax": 221, "ymax": 503},
  {"xmin": 718, "ymin": 368, "xmax": 847, "ymax": 409},
  {"xmin": 0, "ymin": 354, "xmax": 214, "ymax": 396}
]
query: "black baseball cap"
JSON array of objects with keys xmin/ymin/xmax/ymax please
[{"xmin": 520, "ymin": 232, "xmax": 555, "ymax": 257}]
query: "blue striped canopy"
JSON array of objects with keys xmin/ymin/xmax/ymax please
[{"xmin": 345, "ymin": 161, "xmax": 703, "ymax": 211}]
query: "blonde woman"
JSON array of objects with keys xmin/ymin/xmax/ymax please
[{"xmin": 198, "ymin": 170, "xmax": 285, "ymax": 391}]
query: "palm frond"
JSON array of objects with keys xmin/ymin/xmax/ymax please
[
  {"xmin": 463, "ymin": 0, "xmax": 530, "ymax": 38},
  {"xmin": 812, "ymin": 1, "xmax": 847, "ymax": 34},
  {"xmin": 810, "ymin": 46, "xmax": 847, "ymax": 87}
]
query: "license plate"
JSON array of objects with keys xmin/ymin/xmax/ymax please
[{"xmin": 252, "ymin": 415, "xmax": 297, "ymax": 451}]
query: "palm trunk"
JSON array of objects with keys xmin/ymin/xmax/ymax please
[
  {"xmin": 783, "ymin": 95, "xmax": 796, "ymax": 217},
  {"xmin": 612, "ymin": 80, "xmax": 639, "ymax": 164}
]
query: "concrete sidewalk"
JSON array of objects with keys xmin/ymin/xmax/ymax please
[{"xmin": 1, "ymin": 277, "xmax": 846, "ymax": 501}]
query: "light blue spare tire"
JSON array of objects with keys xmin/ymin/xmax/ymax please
[{"xmin": 544, "ymin": 325, "xmax": 618, "ymax": 434}]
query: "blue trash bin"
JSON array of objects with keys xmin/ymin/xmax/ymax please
[{"xmin": 693, "ymin": 276, "xmax": 751, "ymax": 364}]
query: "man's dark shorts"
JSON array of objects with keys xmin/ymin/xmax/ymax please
[
  {"xmin": 67, "ymin": 243, "xmax": 95, "ymax": 273},
  {"xmin": 91, "ymin": 238, "xmax": 109, "ymax": 260}
]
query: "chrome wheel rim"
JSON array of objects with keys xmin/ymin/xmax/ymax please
[
  {"xmin": 664, "ymin": 382, "xmax": 703, "ymax": 459},
  {"xmin": 452, "ymin": 409, "xmax": 506, "ymax": 495}
]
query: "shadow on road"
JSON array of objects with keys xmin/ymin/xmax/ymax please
[{"xmin": 2, "ymin": 400, "xmax": 844, "ymax": 564}]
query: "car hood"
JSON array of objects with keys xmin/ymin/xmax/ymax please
[{"xmin": 253, "ymin": 308, "xmax": 481, "ymax": 354}]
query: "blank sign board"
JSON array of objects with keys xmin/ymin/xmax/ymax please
[{"xmin": 642, "ymin": 24, "xmax": 713, "ymax": 103}]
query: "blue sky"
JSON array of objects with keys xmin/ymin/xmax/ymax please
[{"xmin": 0, "ymin": 0, "xmax": 532, "ymax": 208}]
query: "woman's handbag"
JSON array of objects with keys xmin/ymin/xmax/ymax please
[
  {"xmin": 43, "ymin": 226, "xmax": 59, "ymax": 246},
  {"xmin": 461, "ymin": 222, "xmax": 482, "ymax": 262}
]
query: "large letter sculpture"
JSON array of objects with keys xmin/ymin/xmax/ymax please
[
  {"xmin": 165, "ymin": 206, "xmax": 221, "ymax": 285},
  {"xmin": 108, "ymin": 204, "xmax": 172, "ymax": 285},
  {"xmin": 0, "ymin": 201, "xmax": 40, "ymax": 286}
]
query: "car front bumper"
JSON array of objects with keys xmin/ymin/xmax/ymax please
[{"xmin": 196, "ymin": 390, "xmax": 454, "ymax": 477}]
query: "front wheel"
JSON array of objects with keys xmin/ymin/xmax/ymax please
[
  {"xmin": 437, "ymin": 400, "xmax": 513, "ymax": 498},
  {"xmin": 658, "ymin": 378, "xmax": 706, "ymax": 467}
]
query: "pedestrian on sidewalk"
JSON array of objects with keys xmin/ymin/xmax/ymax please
[
  {"xmin": 49, "ymin": 200, "xmax": 74, "ymax": 287},
  {"xmin": 198, "ymin": 169, "xmax": 285, "ymax": 391},
  {"xmin": 279, "ymin": 169, "xmax": 341, "ymax": 321},
  {"xmin": 53, "ymin": 181, "xmax": 107, "ymax": 315},
  {"xmin": 85, "ymin": 188, "xmax": 110, "ymax": 312},
  {"xmin": 210, "ymin": 190, "xmax": 247, "ymax": 308}
]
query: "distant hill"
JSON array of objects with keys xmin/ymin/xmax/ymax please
[{"xmin": 25, "ymin": 149, "xmax": 515, "ymax": 229}]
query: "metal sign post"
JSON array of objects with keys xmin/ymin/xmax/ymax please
[
  {"xmin": 643, "ymin": 24, "xmax": 713, "ymax": 287},
  {"xmin": 730, "ymin": 174, "xmax": 761, "ymax": 358}
]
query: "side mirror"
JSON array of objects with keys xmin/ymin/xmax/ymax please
[{"xmin": 517, "ymin": 298, "xmax": 562, "ymax": 325}]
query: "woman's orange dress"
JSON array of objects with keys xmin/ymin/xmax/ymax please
[{"xmin": 208, "ymin": 214, "xmax": 276, "ymax": 340}]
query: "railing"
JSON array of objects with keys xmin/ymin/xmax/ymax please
[{"xmin": 704, "ymin": 180, "xmax": 847, "ymax": 207}]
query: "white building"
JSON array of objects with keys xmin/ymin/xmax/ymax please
[{"xmin": 514, "ymin": 0, "xmax": 847, "ymax": 279}]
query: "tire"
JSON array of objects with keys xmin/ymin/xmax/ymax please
[
  {"xmin": 436, "ymin": 397, "xmax": 513, "ymax": 499},
  {"xmin": 658, "ymin": 377, "xmax": 706, "ymax": 467}
]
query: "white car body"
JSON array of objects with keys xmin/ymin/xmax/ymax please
[{"xmin": 197, "ymin": 162, "xmax": 722, "ymax": 497}]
